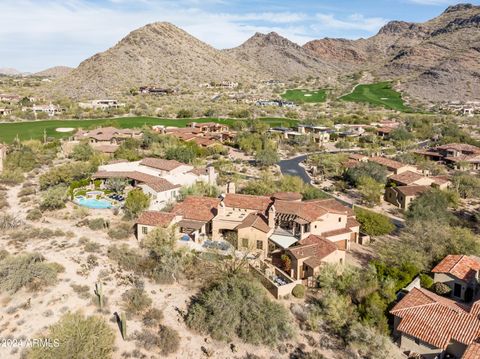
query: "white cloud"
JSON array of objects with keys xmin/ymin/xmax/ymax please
[{"xmin": 313, "ymin": 13, "xmax": 388, "ymax": 32}]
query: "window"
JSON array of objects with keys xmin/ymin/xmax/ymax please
[
  {"xmin": 454, "ymin": 283, "xmax": 462, "ymax": 298},
  {"xmin": 256, "ymin": 240, "xmax": 263, "ymax": 250},
  {"xmin": 142, "ymin": 226, "xmax": 148, "ymax": 235},
  {"xmin": 338, "ymin": 217, "xmax": 341, "ymax": 222},
  {"xmin": 414, "ymin": 338, "xmax": 420, "ymax": 345},
  {"xmin": 242, "ymin": 238, "xmax": 248, "ymax": 248}
]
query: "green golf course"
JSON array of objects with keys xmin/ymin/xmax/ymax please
[
  {"xmin": 0, "ymin": 116, "xmax": 299, "ymax": 143},
  {"xmin": 340, "ymin": 82, "xmax": 411, "ymax": 112}
]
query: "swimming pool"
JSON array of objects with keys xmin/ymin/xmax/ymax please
[{"xmin": 74, "ymin": 196, "xmax": 113, "ymax": 209}]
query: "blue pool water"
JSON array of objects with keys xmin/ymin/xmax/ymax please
[{"xmin": 75, "ymin": 196, "xmax": 112, "ymax": 209}]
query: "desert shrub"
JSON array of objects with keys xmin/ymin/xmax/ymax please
[
  {"xmin": 19, "ymin": 196, "xmax": 31, "ymax": 203},
  {"xmin": 354, "ymin": 207, "xmax": 395, "ymax": 236},
  {"xmin": 419, "ymin": 274, "xmax": 434, "ymax": 289},
  {"xmin": 122, "ymin": 286, "xmax": 152, "ymax": 317},
  {"xmin": 344, "ymin": 162, "xmax": 388, "ymax": 186},
  {"xmin": 107, "ymin": 244, "xmax": 145, "ymax": 273},
  {"xmin": 71, "ymin": 143, "xmax": 94, "ymax": 161},
  {"xmin": 143, "ymin": 308, "xmax": 163, "ymax": 328},
  {"xmin": 84, "ymin": 241, "xmax": 101, "ymax": 253},
  {"xmin": 186, "ymin": 274, "xmax": 293, "ymax": 345},
  {"xmin": 88, "ymin": 218, "xmax": 109, "ymax": 231},
  {"xmin": 0, "ymin": 253, "xmax": 62, "ymax": 293},
  {"xmin": 39, "ymin": 161, "xmax": 94, "ymax": 190},
  {"xmin": 135, "ymin": 325, "xmax": 180, "ymax": 355},
  {"xmin": 0, "ymin": 213, "xmax": 23, "ymax": 230},
  {"xmin": 27, "ymin": 312, "xmax": 115, "ymax": 359},
  {"xmin": 87, "ymin": 254, "xmax": 99, "ymax": 268},
  {"xmin": 40, "ymin": 185, "xmax": 68, "ymax": 211},
  {"xmin": 0, "ymin": 168, "xmax": 24, "ymax": 185},
  {"xmin": 292, "ymin": 284, "xmax": 306, "ymax": 299},
  {"xmin": 26, "ymin": 208, "xmax": 42, "ymax": 221},
  {"xmin": 432, "ymin": 282, "xmax": 452, "ymax": 296},
  {"xmin": 108, "ymin": 222, "xmax": 132, "ymax": 239},
  {"xmin": 18, "ymin": 187, "xmax": 36, "ymax": 197},
  {"xmin": 70, "ymin": 284, "xmax": 91, "ymax": 299}
]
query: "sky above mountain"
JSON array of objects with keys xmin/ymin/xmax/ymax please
[{"xmin": 1, "ymin": 0, "xmax": 479, "ymax": 72}]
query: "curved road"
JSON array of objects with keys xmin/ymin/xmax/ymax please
[{"xmin": 277, "ymin": 155, "xmax": 311, "ymax": 184}]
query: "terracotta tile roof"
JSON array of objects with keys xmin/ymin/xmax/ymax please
[
  {"xmin": 348, "ymin": 153, "xmax": 368, "ymax": 161},
  {"xmin": 436, "ymin": 143, "xmax": 480, "ymax": 154},
  {"xmin": 377, "ymin": 126, "xmax": 395, "ymax": 134},
  {"xmin": 274, "ymin": 200, "xmax": 328, "ymax": 222},
  {"xmin": 288, "ymin": 236, "xmax": 338, "ymax": 260},
  {"xmin": 140, "ymin": 158, "xmax": 184, "ymax": 171},
  {"xmin": 432, "ymin": 255, "xmax": 480, "ymax": 283},
  {"xmin": 143, "ymin": 178, "xmax": 180, "ymax": 193},
  {"xmin": 75, "ymin": 127, "xmax": 141, "ymax": 141},
  {"xmin": 388, "ymin": 171, "xmax": 425, "ymax": 185},
  {"xmin": 390, "ymin": 288, "xmax": 480, "ymax": 349},
  {"xmin": 395, "ymin": 185, "xmax": 429, "ymax": 197},
  {"xmin": 137, "ymin": 211, "xmax": 176, "ymax": 227},
  {"xmin": 303, "ymin": 256, "xmax": 324, "ymax": 269},
  {"xmin": 191, "ymin": 137, "xmax": 217, "ymax": 147},
  {"xmin": 463, "ymin": 341, "xmax": 480, "ymax": 359},
  {"xmin": 188, "ymin": 167, "xmax": 208, "ymax": 176},
  {"xmin": 177, "ymin": 219, "xmax": 204, "ymax": 231},
  {"xmin": 347, "ymin": 217, "xmax": 360, "ymax": 229},
  {"xmin": 223, "ymin": 193, "xmax": 272, "ymax": 212},
  {"xmin": 307, "ymin": 198, "xmax": 354, "ymax": 216},
  {"xmin": 236, "ymin": 213, "xmax": 271, "ymax": 233},
  {"xmin": 172, "ymin": 196, "xmax": 220, "ymax": 222},
  {"xmin": 322, "ymin": 227, "xmax": 352, "ymax": 238},
  {"xmin": 93, "ymin": 171, "xmax": 179, "ymax": 193},
  {"xmin": 272, "ymin": 192, "xmax": 302, "ymax": 201},
  {"xmin": 370, "ymin": 156, "xmax": 408, "ymax": 170}
]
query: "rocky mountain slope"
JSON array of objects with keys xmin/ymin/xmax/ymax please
[
  {"xmin": 305, "ymin": 3, "xmax": 480, "ymax": 103},
  {"xmin": 225, "ymin": 32, "xmax": 338, "ymax": 81},
  {"xmin": 0, "ymin": 68, "xmax": 24, "ymax": 76},
  {"xmin": 53, "ymin": 22, "xmax": 262, "ymax": 99},
  {"xmin": 33, "ymin": 66, "xmax": 72, "ymax": 78}
]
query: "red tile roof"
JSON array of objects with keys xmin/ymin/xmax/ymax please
[
  {"xmin": 236, "ymin": 213, "xmax": 271, "ymax": 233},
  {"xmin": 436, "ymin": 143, "xmax": 480, "ymax": 154},
  {"xmin": 93, "ymin": 171, "xmax": 179, "ymax": 193},
  {"xmin": 463, "ymin": 341, "xmax": 480, "ymax": 359},
  {"xmin": 140, "ymin": 158, "xmax": 184, "ymax": 171},
  {"xmin": 143, "ymin": 178, "xmax": 180, "ymax": 192},
  {"xmin": 288, "ymin": 235, "xmax": 338, "ymax": 260},
  {"xmin": 432, "ymin": 255, "xmax": 480, "ymax": 283},
  {"xmin": 390, "ymin": 288, "xmax": 480, "ymax": 349},
  {"xmin": 172, "ymin": 196, "xmax": 220, "ymax": 222},
  {"xmin": 388, "ymin": 171, "xmax": 425, "ymax": 185},
  {"xmin": 137, "ymin": 211, "xmax": 176, "ymax": 227},
  {"xmin": 370, "ymin": 156, "xmax": 408, "ymax": 170},
  {"xmin": 223, "ymin": 193, "xmax": 272, "ymax": 212}
]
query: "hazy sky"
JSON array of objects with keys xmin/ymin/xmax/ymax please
[{"xmin": 0, "ymin": 0, "xmax": 478, "ymax": 72}]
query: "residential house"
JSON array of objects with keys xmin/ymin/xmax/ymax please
[
  {"xmin": 390, "ymin": 287, "xmax": 480, "ymax": 359},
  {"xmin": 79, "ymin": 99, "xmax": 125, "ymax": 110},
  {"xmin": 369, "ymin": 156, "xmax": 418, "ymax": 175},
  {"xmin": 139, "ymin": 87, "xmax": 175, "ymax": 95},
  {"xmin": 416, "ymin": 143, "xmax": 480, "ymax": 171},
  {"xmin": 268, "ymin": 127, "xmax": 303, "ymax": 140},
  {"xmin": 432, "ymin": 255, "xmax": 480, "ymax": 302},
  {"xmin": 297, "ymin": 125, "xmax": 331, "ymax": 144},
  {"xmin": 0, "ymin": 108, "xmax": 11, "ymax": 116},
  {"xmin": 0, "ymin": 94, "xmax": 20, "ymax": 104},
  {"xmin": 135, "ymin": 196, "xmax": 220, "ymax": 242},
  {"xmin": 384, "ymin": 185, "xmax": 430, "ymax": 210},
  {"xmin": 31, "ymin": 104, "xmax": 62, "ymax": 117},
  {"xmin": 158, "ymin": 122, "xmax": 234, "ymax": 148},
  {"xmin": 93, "ymin": 158, "xmax": 217, "ymax": 210}
]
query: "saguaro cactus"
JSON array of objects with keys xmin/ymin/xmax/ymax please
[
  {"xmin": 95, "ymin": 282, "xmax": 104, "ymax": 309},
  {"xmin": 121, "ymin": 312, "xmax": 127, "ymax": 340}
]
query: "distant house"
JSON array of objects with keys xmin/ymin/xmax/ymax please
[
  {"xmin": 139, "ymin": 86, "xmax": 175, "ymax": 95},
  {"xmin": 390, "ymin": 287, "xmax": 480, "ymax": 359},
  {"xmin": 432, "ymin": 255, "xmax": 480, "ymax": 302},
  {"xmin": 31, "ymin": 104, "xmax": 62, "ymax": 117},
  {"xmin": 384, "ymin": 185, "xmax": 430, "ymax": 210},
  {"xmin": 268, "ymin": 127, "xmax": 302, "ymax": 140},
  {"xmin": 157, "ymin": 122, "xmax": 233, "ymax": 148},
  {"xmin": 0, "ymin": 108, "xmax": 11, "ymax": 116},
  {"xmin": 78, "ymin": 99, "xmax": 125, "ymax": 110},
  {"xmin": 369, "ymin": 156, "xmax": 418, "ymax": 175},
  {"xmin": 297, "ymin": 125, "xmax": 331, "ymax": 145},
  {"xmin": 416, "ymin": 143, "xmax": 480, "ymax": 171},
  {"xmin": 74, "ymin": 127, "xmax": 143, "ymax": 145},
  {"xmin": 0, "ymin": 94, "xmax": 20, "ymax": 104},
  {"xmin": 255, "ymin": 99, "xmax": 296, "ymax": 108}
]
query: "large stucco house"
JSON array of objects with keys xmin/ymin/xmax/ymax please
[
  {"xmin": 416, "ymin": 143, "xmax": 480, "ymax": 171},
  {"xmin": 432, "ymin": 255, "xmax": 480, "ymax": 302},
  {"xmin": 390, "ymin": 287, "xmax": 480, "ymax": 359},
  {"xmin": 93, "ymin": 158, "xmax": 217, "ymax": 210}
]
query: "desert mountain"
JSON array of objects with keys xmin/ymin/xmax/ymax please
[
  {"xmin": 53, "ymin": 22, "xmax": 262, "ymax": 99},
  {"xmin": 305, "ymin": 3, "xmax": 480, "ymax": 103},
  {"xmin": 0, "ymin": 68, "xmax": 23, "ymax": 76},
  {"xmin": 33, "ymin": 66, "xmax": 73, "ymax": 78},
  {"xmin": 225, "ymin": 32, "xmax": 338, "ymax": 81}
]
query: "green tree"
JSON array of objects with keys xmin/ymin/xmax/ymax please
[
  {"xmin": 71, "ymin": 143, "xmax": 95, "ymax": 161},
  {"xmin": 115, "ymin": 138, "xmax": 141, "ymax": 161},
  {"xmin": 407, "ymin": 189, "xmax": 458, "ymax": 223},
  {"xmin": 255, "ymin": 148, "xmax": 279, "ymax": 167},
  {"xmin": 40, "ymin": 186, "xmax": 68, "ymax": 210},
  {"xmin": 357, "ymin": 176, "xmax": 384, "ymax": 206},
  {"xmin": 124, "ymin": 189, "xmax": 150, "ymax": 219},
  {"xmin": 354, "ymin": 207, "xmax": 394, "ymax": 236},
  {"xmin": 309, "ymin": 153, "xmax": 348, "ymax": 179},
  {"xmin": 177, "ymin": 109, "xmax": 193, "ymax": 118},
  {"xmin": 105, "ymin": 178, "xmax": 128, "ymax": 193},
  {"xmin": 345, "ymin": 162, "xmax": 388, "ymax": 186},
  {"xmin": 452, "ymin": 172, "xmax": 480, "ymax": 199}
]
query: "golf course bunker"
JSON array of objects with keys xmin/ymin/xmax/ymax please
[
  {"xmin": 56, "ymin": 127, "xmax": 75, "ymax": 132},
  {"xmin": 304, "ymin": 94, "xmax": 312, "ymax": 97}
]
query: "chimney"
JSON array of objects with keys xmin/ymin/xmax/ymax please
[
  {"xmin": 227, "ymin": 181, "xmax": 236, "ymax": 194},
  {"xmin": 268, "ymin": 205, "xmax": 276, "ymax": 228},
  {"xmin": 207, "ymin": 166, "xmax": 216, "ymax": 185}
]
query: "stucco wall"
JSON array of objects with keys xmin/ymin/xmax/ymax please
[
  {"xmin": 399, "ymin": 333, "xmax": 443, "ymax": 359},
  {"xmin": 433, "ymin": 272, "xmax": 468, "ymax": 300},
  {"xmin": 309, "ymin": 213, "xmax": 348, "ymax": 237},
  {"xmin": 237, "ymin": 227, "xmax": 270, "ymax": 257}
]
